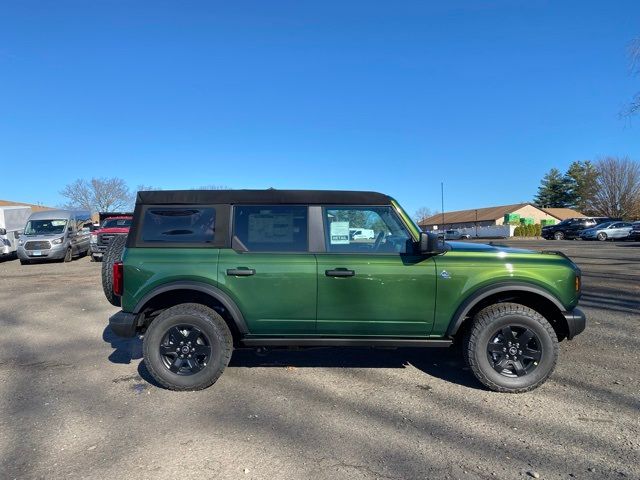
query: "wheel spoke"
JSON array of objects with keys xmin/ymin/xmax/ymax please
[
  {"xmin": 522, "ymin": 347, "xmax": 542, "ymax": 362},
  {"xmin": 186, "ymin": 358, "xmax": 203, "ymax": 373},
  {"xmin": 192, "ymin": 344, "xmax": 211, "ymax": 356},
  {"xmin": 185, "ymin": 327, "xmax": 202, "ymax": 343},
  {"xmin": 512, "ymin": 360, "xmax": 526, "ymax": 376},
  {"xmin": 168, "ymin": 326, "xmax": 185, "ymax": 345},
  {"xmin": 487, "ymin": 342, "xmax": 504, "ymax": 354},
  {"xmin": 492, "ymin": 357, "xmax": 509, "ymax": 373},
  {"xmin": 168, "ymin": 357, "xmax": 183, "ymax": 373},
  {"xmin": 159, "ymin": 344, "xmax": 176, "ymax": 356},
  {"xmin": 517, "ymin": 330, "xmax": 534, "ymax": 346},
  {"xmin": 501, "ymin": 326, "xmax": 516, "ymax": 344}
]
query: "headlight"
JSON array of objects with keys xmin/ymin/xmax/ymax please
[
  {"xmin": 90, "ymin": 234, "xmax": 97, "ymax": 244},
  {"xmin": 18, "ymin": 238, "xmax": 24, "ymax": 245},
  {"xmin": 52, "ymin": 237, "xmax": 64, "ymax": 245}
]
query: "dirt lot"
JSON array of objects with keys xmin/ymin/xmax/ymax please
[{"xmin": 0, "ymin": 240, "xmax": 638, "ymax": 480}]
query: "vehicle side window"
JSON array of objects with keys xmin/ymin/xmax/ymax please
[
  {"xmin": 323, "ymin": 206, "xmax": 411, "ymax": 254},
  {"xmin": 142, "ymin": 207, "xmax": 216, "ymax": 243},
  {"xmin": 233, "ymin": 205, "xmax": 308, "ymax": 252}
]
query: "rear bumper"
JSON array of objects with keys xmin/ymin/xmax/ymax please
[
  {"xmin": 563, "ymin": 308, "xmax": 586, "ymax": 340},
  {"xmin": 109, "ymin": 311, "xmax": 138, "ymax": 338}
]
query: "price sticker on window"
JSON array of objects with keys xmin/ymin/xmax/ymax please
[{"xmin": 330, "ymin": 221, "xmax": 350, "ymax": 244}]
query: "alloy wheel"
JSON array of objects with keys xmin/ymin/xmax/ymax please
[
  {"xmin": 486, "ymin": 326, "xmax": 542, "ymax": 378},
  {"xmin": 159, "ymin": 325, "xmax": 212, "ymax": 375}
]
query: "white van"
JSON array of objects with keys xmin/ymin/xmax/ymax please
[
  {"xmin": 17, "ymin": 209, "xmax": 92, "ymax": 264},
  {"xmin": 0, "ymin": 206, "xmax": 32, "ymax": 258},
  {"xmin": 349, "ymin": 228, "xmax": 375, "ymax": 240}
]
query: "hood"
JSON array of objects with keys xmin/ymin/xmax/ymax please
[{"xmin": 446, "ymin": 241, "xmax": 535, "ymax": 254}]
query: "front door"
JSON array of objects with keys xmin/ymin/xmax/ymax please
[
  {"xmin": 316, "ymin": 205, "xmax": 437, "ymax": 336},
  {"xmin": 218, "ymin": 205, "xmax": 317, "ymax": 335}
]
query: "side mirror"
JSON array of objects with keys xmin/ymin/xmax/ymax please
[
  {"xmin": 0, "ymin": 228, "xmax": 6, "ymax": 235},
  {"xmin": 419, "ymin": 232, "xmax": 446, "ymax": 255}
]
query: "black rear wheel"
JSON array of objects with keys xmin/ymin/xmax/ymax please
[
  {"xmin": 143, "ymin": 303, "xmax": 233, "ymax": 391},
  {"xmin": 464, "ymin": 303, "xmax": 558, "ymax": 393}
]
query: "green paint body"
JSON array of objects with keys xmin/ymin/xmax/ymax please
[{"xmin": 122, "ymin": 240, "xmax": 579, "ymax": 338}]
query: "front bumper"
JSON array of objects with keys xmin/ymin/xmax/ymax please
[
  {"xmin": 109, "ymin": 311, "xmax": 139, "ymax": 338},
  {"xmin": 90, "ymin": 244, "xmax": 107, "ymax": 254},
  {"xmin": 17, "ymin": 244, "xmax": 67, "ymax": 260},
  {"xmin": 563, "ymin": 308, "xmax": 586, "ymax": 339}
]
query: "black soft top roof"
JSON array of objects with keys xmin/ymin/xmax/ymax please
[{"xmin": 136, "ymin": 189, "xmax": 392, "ymax": 206}]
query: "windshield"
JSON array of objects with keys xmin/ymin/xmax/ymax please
[
  {"xmin": 102, "ymin": 218, "xmax": 132, "ymax": 228},
  {"xmin": 24, "ymin": 219, "xmax": 68, "ymax": 235}
]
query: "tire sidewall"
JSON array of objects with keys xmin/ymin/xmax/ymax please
[
  {"xmin": 472, "ymin": 313, "xmax": 557, "ymax": 391},
  {"xmin": 143, "ymin": 307, "xmax": 231, "ymax": 390}
]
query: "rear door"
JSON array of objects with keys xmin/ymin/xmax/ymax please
[
  {"xmin": 218, "ymin": 205, "xmax": 317, "ymax": 335},
  {"xmin": 315, "ymin": 205, "xmax": 436, "ymax": 336}
]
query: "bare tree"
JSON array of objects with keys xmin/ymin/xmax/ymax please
[
  {"xmin": 413, "ymin": 206, "xmax": 437, "ymax": 224},
  {"xmin": 60, "ymin": 177, "xmax": 133, "ymax": 212},
  {"xmin": 622, "ymin": 37, "xmax": 640, "ymax": 117},
  {"xmin": 591, "ymin": 156, "xmax": 640, "ymax": 218}
]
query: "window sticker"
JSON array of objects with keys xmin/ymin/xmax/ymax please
[
  {"xmin": 248, "ymin": 213, "xmax": 294, "ymax": 243},
  {"xmin": 330, "ymin": 221, "xmax": 350, "ymax": 244}
]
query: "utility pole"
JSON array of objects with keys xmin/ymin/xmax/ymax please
[
  {"xmin": 441, "ymin": 182, "xmax": 445, "ymax": 229},
  {"xmin": 475, "ymin": 209, "xmax": 478, "ymax": 237}
]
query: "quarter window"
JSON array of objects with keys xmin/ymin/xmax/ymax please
[
  {"xmin": 324, "ymin": 206, "xmax": 412, "ymax": 254},
  {"xmin": 142, "ymin": 207, "xmax": 216, "ymax": 243},
  {"xmin": 233, "ymin": 205, "xmax": 308, "ymax": 252}
]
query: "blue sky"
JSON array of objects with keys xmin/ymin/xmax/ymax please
[{"xmin": 1, "ymin": 1, "xmax": 639, "ymax": 217}]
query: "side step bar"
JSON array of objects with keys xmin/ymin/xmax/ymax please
[{"xmin": 241, "ymin": 337, "xmax": 453, "ymax": 348}]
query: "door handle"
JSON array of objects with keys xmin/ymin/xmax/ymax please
[
  {"xmin": 325, "ymin": 268, "xmax": 355, "ymax": 277},
  {"xmin": 226, "ymin": 268, "xmax": 256, "ymax": 276}
]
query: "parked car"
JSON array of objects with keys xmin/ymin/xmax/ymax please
[
  {"xmin": 580, "ymin": 221, "xmax": 634, "ymax": 241},
  {"xmin": 89, "ymin": 213, "xmax": 132, "ymax": 261},
  {"xmin": 17, "ymin": 209, "xmax": 92, "ymax": 264},
  {"xmin": 0, "ymin": 206, "xmax": 31, "ymax": 259},
  {"xmin": 541, "ymin": 217, "xmax": 615, "ymax": 240},
  {"xmin": 629, "ymin": 221, "xmax": 640, "ymax": 241},
  {"xmin": 442, "ymin": 229, "xmax": 471, "ymax": 240},
  {"xmin": 104, "ymin": 189, "xmax": 585, "ymax": 394}
]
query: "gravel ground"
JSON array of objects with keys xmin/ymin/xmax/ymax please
[{"xmin": 0, "ymin": 240, "xmax": 638, "ymax": 480}]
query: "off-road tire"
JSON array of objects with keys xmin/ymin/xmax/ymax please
[
  {"xmin": 101, "ymin": 235, "xmax": 127, "ymax": 307},
  {"xmin": 464, "ymin": 303, "xmax": 558, "ymax": 393},
  {"xmin": 143, "ymin": 303, "xmax": 233, "ymax": 391}
]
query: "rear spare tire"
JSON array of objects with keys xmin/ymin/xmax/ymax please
[
  {"xmin": 102, "ymin": 235, "xmax": 127, "ymax": 307},
  {"xmin": 464, "ymin": 302, "xmax": 558, "ymax": 393}
]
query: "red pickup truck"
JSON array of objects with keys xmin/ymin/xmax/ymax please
[{"xmin": 90, "ymin": 213, "xmax": 132, "ymax": 261}]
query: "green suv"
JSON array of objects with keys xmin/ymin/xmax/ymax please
[{"xmin": 105, "ymin": 190, "xmax": 585, "ymax": 393}]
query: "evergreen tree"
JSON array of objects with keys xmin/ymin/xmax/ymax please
[
  {"xmin": 566, "ymin": 161, "xmax": 599, "ymax": 214},
  {"xmin": 533, "ymin": 168, "xmax": 573, "ymax": 208}
]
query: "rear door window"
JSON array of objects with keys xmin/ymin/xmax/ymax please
[{"xmin": 233, "ymin": 205, "xmax": 308, "ymax": 252}]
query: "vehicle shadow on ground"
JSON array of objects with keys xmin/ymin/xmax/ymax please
[
  {"xmin": 230, "ymin": 346, "xmax": 484, "ymax": 390},
  {"xmin": 102, "ymin": 326, "xmax": 143, "ymax": 364}
]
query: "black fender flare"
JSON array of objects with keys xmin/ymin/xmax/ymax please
[
  {"xmin": 132, "ymin": 281, "xmax": 249, "ymax": 334},
  {"xmin": 445, "ymin": 282, "xmax": 567, "ymax": 337}
]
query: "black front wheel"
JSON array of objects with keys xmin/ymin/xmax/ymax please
[
  {"xmin": 464, "ymin": 303, "xmax": 558, "ymax": 393},
  {"xmin": 143, "ymin": 303, "xmax": 233, "ymax": 391}
]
